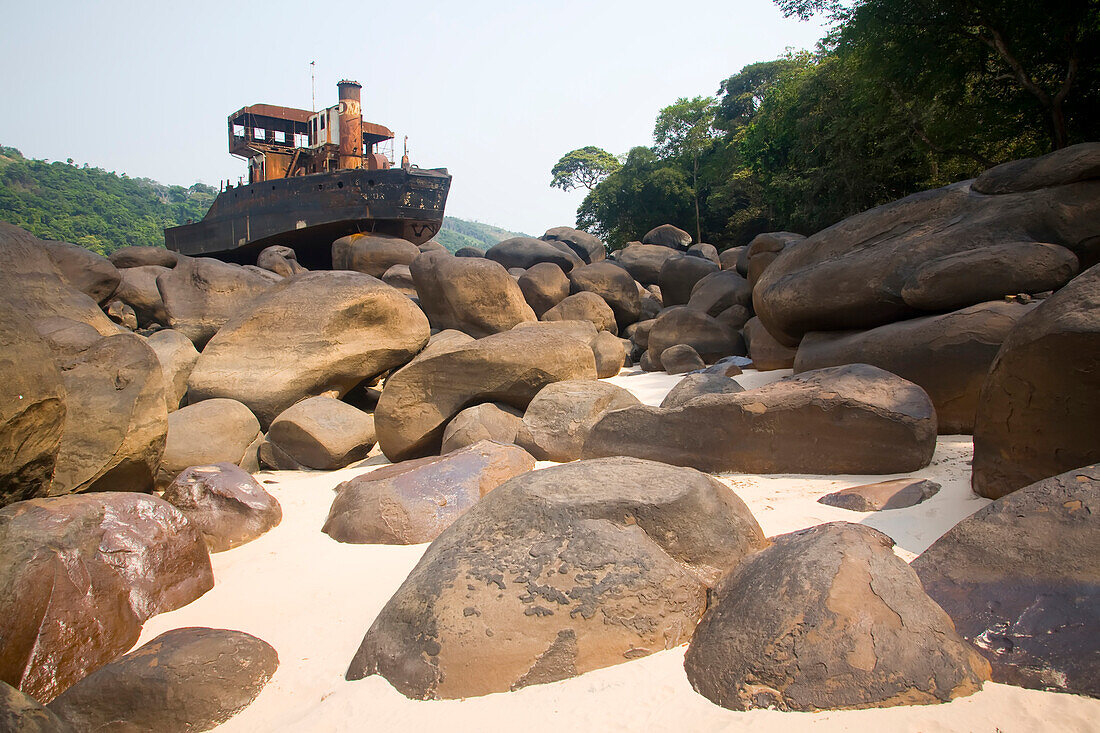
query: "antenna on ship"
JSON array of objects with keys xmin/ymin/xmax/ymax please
[
  {"xmin": 310, "ymin": 61, "xmax": 316, "ymax": 113},
  {"xmin": 402, "ymin": 135, "xmax": 410, "ymax": 169}
]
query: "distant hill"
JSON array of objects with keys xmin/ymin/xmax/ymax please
[{"xmin": 434, "ymin": 216, "xmax": 528, "ymax": 253}]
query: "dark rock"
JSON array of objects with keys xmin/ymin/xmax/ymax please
[
  {"xmin": 640, "ymin": 348, "xmax": 660, "ymax": 371},
  {"xmin": 701, "ymin": 356, "xmax": 747, "ymax": 377},
  {"xmin": 109, "ymin": 246, "xmax": 178, "ymax": 269},
  {"xmin": 157, "ymin": 257, "xmax": 272, "ymax": 348},
  {"xmin": 375, "ymin": 325, "xmax": 597, "ymax": 461},
  {"xmin": 641, "ymin": 224, "xmax": 691, "ymax": 250},
  {"xmin": 114, "ymin": 265, "xmax": 170, "ymax": 327},
  {"xmin": 0, "ymin": 305, "xmax": 66, "ymax": 506},
  {"xmin": 616, "ymin": 244, "xmax": 679, "ymax": 285},
  {"xmin": 411, "ymin": 250, "xmax": 536, "ymax": 337},
  {"xmin": 913, "ymin": 464, "xmax": 1100, "ymax": 697},
  {"xmin": 719, "ymin": 245, "xmax": 746, "ymax": 273},
  {"xmin": 332, "ymin": 232, "xmax": 421, "ymax": 277},
  {"xmin": 818, "ymin": 478, "xmax": 940, "ymax": 511},
  {"xmin": 745, "ymin": 231, "xmax": 805, "ymax": 287},
  {"xmin": 48, "ymin": 627, "xmax": 277, "ymax": 732},
  {"xmin": 323, "ymin": 440, "xmax": 535, "ymax": 544},
  {"xmin": 441, "ymin": 403, "xmax": 523, "ymax": 454},
  {"xmin": 972, "ymin": 141, "xmax": 1100, "ymax": 195},
  {"xmin": 256, "ymin": 244, "xmax": 306, "ymax": 278},
  {"xmin": 686, "ymin": 269, "xmax": 752, "ymax": 317},
  {"xmin": 419, "ymin": 240, "xmax": 448, "ymax": 253},
  {"xmin": 687, "ymin": 243, "xmax": 720, "ymax": 263},
  {"xmin": 188, "ymin": 271, "xmax": 429, "ymax": 427},
  {"xmin": 972, "ymin": 264, "xmax": 1100, "ymax": 498},
  {"xmin": 591, "ymin": 330, "xmax": 626, "ymax": 378},
  {"xmin": 626, "ymin": 318, "xmax": 654, "ymax": 351},
  {"xmin": 163, "ymin": 463, "xmax": 281, "ymax": 552},
  {"xmin": 648, "ymin": 306, "xmax": 740, "ymax": 363},
  {"xmin": 541, "ymin": 226, "xmax": 606, "ymax": 264},
  {"xmin": 660, "ymin": 373, "xmax": 743, "ymax": 409},
  {"xmin": 0, "ymin": 493, "xmax": 212, "ymax": 702},
  {"xmin": 715, "ymin": 303, "xmax": 751, "ymax": 332},
  {"xmin": 42, "ymin": 240, "xmax": 120, "ymax": 305},
  {"xmin": 516, "ymin": 380, "xmax": 641, "ymax": 462},
  {"xmin": 568, "ymin": 261, "xmax": 641, "ymax": 329},
  {"xmin": 156, "ymin": 398, "xmax": 261, "ymax": 488},
  {"xmin": 265, "ymin": 396, "xmax": 375, "ymax": 470},
  {"xmin": 454, "ymin": 246, "xmax": 485, "ymax": 257},
  {"xmin": 660, "ymin": 344, "xmax": 705, "ymax": 374},
  {"xmin": 518, "ymin": 262, "xmax": 571, "ymax": 317},
  {"xmin": 542, "ymin": 291, "xmax": 617, "ymax": 334},
  {"xmin": 659, "ymin": 255, "xmax": 720, "ymax": 306},
  {"xmin": 584, "ymin": 364, "xmax": 937, "ymax": 474},
  {"xmin": 685, "ymin": 522, "xmax": 989, "ymax": 711},
  {"xmin": 796, "ymin": 300, "xmax": 1037, "ymax": 434},
  {"xmin": 0, "ymin": 680, "xmax": 70, "ymax": 732},
  {"xmin": 346, "ymin": 457, "xmax": 766, "ymax": 699},
  {"xmin": 486, "ymin": 237, "xmax": 582, "ymax": 272},
  {"xmin": 743, "ymin": 316, "xmax": 797, "ymax": 370},
  {"xmin": 52, "ymin": 334, "xmax": 167, "ymax": 495},
  {"xmin": 146, "ymin": 329, "xmax": 200, "ymax": 412}
]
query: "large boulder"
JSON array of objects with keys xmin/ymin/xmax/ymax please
[
  {"xmin": 818, "ymin": 478, "xmax": 941, "ymax": 511},
  {"xmin": 486, "ymin": 236, "xmax": 582, "ymax": 272},
  {"xmin": 659, "ymin": 373, "xmax": 743, "ymax": 409},
  {"xmin": 146, "ymin": 328, "xmax": 200, "ymax": 412},
  {"xmin": 52, "ymin": 334, "xmax": 167, "ymax": 496},
  {"xmin": 591, "ymin": 330, "xmax": 626, "ymax": 378},
  {"xmin": 686, "ymin": 269, "xmax": 752, "ymax": 317},
  {"xmin": 0, "ymin": 680, "xmax": 70, "ymax": 733},
  {"xmin": 0, "ymin": 305, "xmax": 66, "ymax": 506},
  {"xmin": 41, "ymin": 240, "xmax": 119, "ymax": 305},
  {"xmin": 913, "ymin": 464, "xmax": 1099, "ymax": 697},
  {"xmin": 568, "ymin": 261, "xmax": 641, "ymax": 328},
  {"xmin": 518, "ymin": 262, "xmax": 571, "ymax": 317},
  {"xmin": 719, "ymin": 245, "xmax": 746, "ymax": 272},
  {"xmin": 375, "ymin": 325, "xmax": 598, "ymax": 461},
  {"xmin": 188, "ymin": 271, "xmax": 429, "ymax": 427},
  {"xmin": 157, "ymin": 257, "xmax": 272, "ymax": 348},
  {"xmin": 659, "ymin": 254, "xmax": 720, "ymax": 306},
  {"xmin": 109, "ymin": 246, "xmax": 177, "ymax": 269},
  {"xmin": 515, "ymin": 380, "xmax": 641, "ymax": 462},
  {"xmin": 796, "ymin": 300, "xmax": 1037, "ymax": 434},
  {"xmin": 411, "ymin": 250, "xmax": 536, "ymax": 337},
  {"xmin": 381, "ymin": 263, "xmax": 417, "ymax": 297},
  {"xmin": 47, "ymin": 627, "xmax": 277, "ymax": 732},
  {"xmin": 616, "ymin": 243, "xmax": 679, "ymax": 285},
  {"xmin": 541, "ymin": 226, "xmax": 606, "ymax": 263},
  {"xmin": 972, "ymin": 141, "xmax": 1100, "ymax": 194},
  {"xmin": 685, "ymin": 522, "xmax": 990, "ymax": 711},
  {"xmin": 323, "ymin": 440, "xmax": 535, "ymax": 545},
  {"xmin": 647, "ymin": 306, "xmax": 739, "ymax": 363},
  {"xmin": 743, "ymin": 316, "xmax": 797, "ymax": 370},
  {"xmin": 345, "ymin": 457, "xmax": 766, "ymax": 699},
  {"xmin": 440, "ymin": 403, "xmax": 523, "ymax": 454},
  {"xmin": 583, "ymin": 364, "xmax": 937, "ymax": 474},
  {"xmin": 641, "ymin": 224, "xmax": 691, "ymax": 249},
  {"xmin": 753, "ymin": 147, "xmax": 1099, "ymax": 345},
  {"xmin": 113, "ymin": 265, "xmax": 170, "ymax": 327},
  {"xmin": 256, "ymin": 244, "xmax": 306, "ymax": 278},
  {"xmin": 541, "ymin": 291, "xmax": 618, "ymax": 335},
  {"xmin": 744, "ymin": 231, "xmax": 805, "ymax": 287},
  {"xmin": 332, "ymin": 232, "xmax": 421, "ymax": 277},
  {"xmin": 264, "ymin": 396, "xmax": 375, "ymax": 470},
  {"xmin": 0, "ymin": 493, "xmax": 212, "ymax": 702},
  {"xmin": 660, "ymin": 344, "xmax": 705, "ymax": 374},
  {"xmin": 156, "ymin": 398, "xmax": 261, "ymax": 488},
  {"xmin": 163, "ymin": 463, "xmax": 281, "ymax": 552},
  {"xmin": 972, "ymin": 264, "xmax": 1100, "ymax": 498}
]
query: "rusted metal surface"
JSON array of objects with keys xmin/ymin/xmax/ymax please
[{"xmin": 337, "ymin": 80, "xmax": 363, "ymax": 170}]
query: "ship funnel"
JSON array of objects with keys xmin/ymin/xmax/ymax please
[{"xmin": 337, "ymin": 80, "xmax": 363, "ymax": 170}]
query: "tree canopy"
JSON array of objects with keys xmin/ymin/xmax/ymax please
[{"xmin": 550, "ymin": 146, "xmax": 621, "ymax": 191}]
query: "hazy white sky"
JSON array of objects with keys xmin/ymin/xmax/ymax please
[{"xmin": 0, "ymin": 1, "xmax": 826, "ymax": 235}]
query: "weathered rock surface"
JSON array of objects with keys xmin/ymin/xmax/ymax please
[
  {"xmin": 584, "ymin": 364, "xmax": 937, "ymax": 474},
  {"xmin": 659, "ymin": 254, "xmax": 720, "ymax": 306},
  {"xmin": 516, "ymin": 380, "xmax": 641, "ymax": 462},
  {"xmin": 48, "ymin": 627, "xmax": 278, "ymax": 732},
  {"xmin": 753, "ymin": 151, "xmax": 1099, "ymax": 344},
  {"xmin": 52, "ymin": 333, "xmax": 167, "ymax": 495},
  {"xmin": 146, "ymin": 328, "xmax": 200, "ymax": 412},
  {"xmin": 454, "ymin": 246, "xmax": 485, "ymax": 258},
  {"xmin": 41, "ymin": 240, "xmax": 120, "ymax": 305},
  {"xmin": 157, "ymin": 256, "xmax": 272, "ymax": 348},
  {"xmin": 685, "ymin": 522, "xmax": 989, "ymax": 711},
  {"xmin": 796, "ymin": 300, "xmax": 1036, "ymax": 433},
  {"xmin": 0, "ymin": 305, "xmax": 66, "ymax": 506},
  {"xmin": 542, "ymin": 226, "xmax": 606, "ymax": 264},
  {"xmin": 518, "ymin": 262, "xmax": 571, "ymax": 317},
  {"xmin": 0, "ymin": 493, "xmax": 212, "ymax": 702},
  {"xmin": 381, "ymin": 263, "xmax": 417, "ymax": 297},
  {"xmin": 163, "ymin": 463, "xmax": 281, "ymax": 552},
  {"xmin": 32, "ymin": 317, "xmax": 102, "ymax": 358},
  {"xmin": 686, "ymin": 269, "xmax": 753, "ymax": 317},
  {"xmin": 719, "ymin": 245, "xmax": 746, "ymax": 273},
  {"xmin": 156, "ymin": 399, "xmax": 261, "ymax": 488},
  {"xmin": 818, "ymin": 478, "xmax": 940, "ymax": 512},
  {"xmin": 412, "ymin": 250, "xmax": 536, "ymax": 337},
  {"xmin": 114, "ymin": 265, "xmax": 170, "ymax": 326},
  {"xmin": 0, "ymin": 680, "xmax": 70, "ymax": 732},
  {"xmin": 972, "ymin": 264, "xmax": 1100, "ymax": 498},
  {"xmin": 188, "ymin": 270, "xmax": 429, "ymax": 427},
  {"xmin": 568, "ymin": 261, "xmax": 641, "ymax": 328},
  {"xmin": 440, "ymin": 403, "xmax": 523, "ymax": 454},
  {"xmin": 332, "ymin": 232, "xmax": 421, "ymax": 277},
  {"xmin": 616, "ymin": 243, "xmax": 679, "ymax": 285},
  {"xmin": 659, "ymin": 373, "xmax": 744, "ymax": 409},
  {"xmin": 486, "ymin": 236, "xmax": 582, "ymax": 272},
  {"xmin": 688, "ymin": 243, "xmax": 720, "ymax": 263},
  {"xmin": 375, "ymin": 325, "xmax": 597, "ymax": 461},
  {"xmin": 913, "ymin": 464, "xmax": 1099, "ymax": 697},
  {"xmin": 105, "ymin": 299, "xmax": 138, "ymax": 330},
  {"xmin": 744, "ymin": 231, "xmax": 805, "ymax": 287},
  {"xmin": 323, "ymin": 440, "xmax": 535, "ymax": 544},
  {"xmin": 256, "ymin": 244, "xmax": 307, "ymax": 278},
  {"xmin": 109, "ymin": 246, "xmax": 178, "ymax": 269},
  {"xmin": 743, "ymin": 316, "xmax": 797, "ymax": 370},
  {"xmin": 265, "ymin": 396, "xmax": 375, "ymax": 470},
  {"xmin": 591, "ymin": 330, "xmax": 626, "ymax": 378},
  {"xmin": 972, "ymin": 141, "xmax": 1100, "ymax": 195},
  {"xmin": 346, "ymin": 457, "xmax": 766, "ymax": 699},
  {"xmin": 542, "ymin": 291, "xmax": 617, "ymax": 334},
  {"xmin": 660, "ymin": 343, "xmax": 706, "ymax": 374},
  {"xmin": 642, "ymin": 224, "xmax": 691, "ymax": 249},
  {"xmin": 648, "ymin": 306, "xmax": 739, "ymax": 363}
]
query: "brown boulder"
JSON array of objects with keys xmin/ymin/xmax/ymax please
[
  {"xmin": 256, "ymin": 244, "xmax": 307, "ymax": 278},
  {"xmin": 0, "ymin": 493, "xmax": 212, "ymax": 702},
  {"xmin": 109, "ymin": 246, "xmax": 177, "ymax": 269},
  {"xmin": 542, "ymin": 291, "xmax": 618, "ymax": 335},
  {"xmin": 518, "ymin": 261, "xmax": 571, "ymax": 317},
  {"xmin": 157, "ymin": 257, "xmax": 272, "ymax": 348},
  {"xmin": 381, "ymin": 263, "xmax": 417, "ymax": 297},
  {"xmin": 332, "ymin": 232, "xmax": 421, "ymax": 277},
  {"xmin": 323, "ymin": 440, "xmax": 535, "ymax": 544},
  {"xmin": 568, "ymin": 261, "xmax": 641, "ymax": 328},
  {"xmin": 648, "ymin": 306, "xmax": 740, "ymax": 363},
  {"xmin": 41, "ymin": 240, "xmax": 120, "ymax": 306},
  {"xmin": 719, "ymin": 245, "xmax": 746, "ymax": 273},
  {"xmin": 659, "ymin": 373, "xmax": 743, "ymax": 409},
  {"xmin": 114, "ymin": 265, "xmax": 170, "ymax": 326},
  {"xmin": 156, "ymin": 398, "xmax": 261, "ymax": 488},
  {"xmin": 486, "ymin": 236, "xmax": 582, "ymax": 272},
  {"xmin": 972, "ymin": 141, "xmax": 1100, "ymax": 195},
  {"xmin": 346, "ymin": 457, "xmax": 766, "ymax": 699},
  {"xmin": 818, "ymin": 478, "xmax": 940, "ymax": 511},
  {"xmin": 616, "ymin": 243, "xmax": 679, "ymax": 285},
  {"xmin": 913, "ymin": 464, "xmax": 1099, "ymax": 697},
  {"xmin": 375, "ymin": 325, "xmax": 597, "ymax": 461},
  {"xmin": 0, "ymin": 680, "xmax": 70, "ymax": 732},
  {"xmin": 591, "ymin": 330, "xmax": 626, "ymax": 377},
  {"xmin": 146, "ymin": 328, "xmax": 200, "ymax": 412},
  {"xmin": 745, "ymin": 231, "xmax": 805, "ymax": 287},
  {"xmin": 188, "ymin": 270, "xmax": 429, "ymax": 427},
  {"xmin": 516, "ymin": 380, "xmax": 641, "ymax": 462},
  {"xmin": 163, "ymin": 463, "xmax": 281, "ymax": 552},
  {"xmin": 541, "ymin": 226, "xmax": 606, "ymax": 263},
  {"xmin": 686, "ymin": 269, "xmax": 753, "ymax": 317},
  {"xmin": 660, "ymin": 343, "xmax": 705, "ymax": 374},
  {"xmin": 264, "ymin": 396, "xmax": 375, "ymax": 470},
  {"xmin": 972, "ymin": 264, "xmax": 1100, "ymax": 498},
  {"xmin": 440, "ymin": 403, "xmax": 523, "ymax": 454},
  {"xmin": 743, "ymin": 316, "xmax": 797, "ymax": 370},
  {"xmin": 659, "ymin": 254, "xmax": 720, "ymax": 306},
  {"xmin": 105, "ymin": 299, "xmax": 138, "ymax": 330},
  {"xmin": 411, "ymin": 250, "xmax": 536, "ymax": 337},
  {"xmin": 583, "ymin": 364, "xmax": 937, "ymax": 474},
  {"xmin": 48, "ymin": 627, "xmax": 277, "ymax": 732},
  {"xmin": 685, "ymin": 522, "xmax": 989, "ymax": 711},
  {"xmin": 641, "ymin": 224, "xmax": 691, "ymax": 249}
]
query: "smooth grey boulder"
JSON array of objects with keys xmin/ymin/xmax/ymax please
[
  {"xmin": 659, "ymin": 373, "xmax": 744, "ymax": 409},
  {"xmin": 660, "ymin": 343, "xmax": 705, "ymax": 374},
  {"xmin": 163, "ymin": 463, "xmax": 281, "ymax": 552},
  {"xmin": 412, "ymin": 250, "xmax": 536, "ymax": 337},
  {"xmin": 156, "ymin": 399, "xmax": 261, "ymax": 488},
  {"xmin": 616, "ymin": 244, "xmax": 679, "ymax": 285},
  {"xmin": 454, "ymin": 246, "xmax": 485, "ymax": 258},
  {"xmin": 157, "ymin": 257, "xmax": 272, "ymax": 348},
  {"xmin": 648, "ymin": 306, "xmax": 740, "ymax": 363},
  {"xmin": 256, "ymin": 244, "xmax": 306, "ymax": 278},
  {"xmin": 659, "ymin": 254, "xmax": 720, "ymax": 307},
  {"xmin": 686, "ymin": 269, "xmax": 753, "ymax": 317},
  {"xmin": 541, "ymin": 226, "xmax": 606, "ymax": 263},
  {"xmin": 332, "ymin": 232, "xmax": 420, "ymax": 277},
  {"xmin": 486, "ymin": 236, "xmax": 582, "ymax": 272},
  {"xmin": 114, "ymin": 265, "xmax": 170, "ymax": 327},
  {"xmin": 109, "ymin": 246, "xmax": 177, "ymax": 269},
  {"xmin": 41, "ymin": 240, "xmax": 120, "ymax": 306},
  {"xmin": 440, "ymin": 403, "xmax": 523, "ymax": 454},
  {"xmin": 744, "ymin": 231, "xmax": 805, "ymax": 287},
  {"xmin": 719, "ymin": 245, "xmax": 746, "ymax": 272},
  {"xmin": 687, "ymin": 243, "xmax": 720, "ymax": 263},
  {"xmin": 516, "ymin": 380, "xmax": 641, "ymax": 462},
  {"xmin": 685, "ymin": 522, "xmax": 990, "ymax": 711},
  {"xmin": 818, "ymin": 478, "xmax": 941, "ymax": 511},
  {"xmin": 567, "ymin": 261, "xmax": 641, "ymax": 328},
  {"xmin": 264, "ymin": 396, "xmax": 375, "ymax": 470},
  {"xmin": 346, "ymin": 457, "xmax": 766, "ymax": 699},
  {"xmin": 146, "ymin": 328, "xmax": 200, "ymax": 412},
  {"xmin": 642, "ymin": 224, "xmax": 691, "ymax": 249},
  {"xmin": 972, "ymin": 141, "xmax": 1100, "ymax": 194}
]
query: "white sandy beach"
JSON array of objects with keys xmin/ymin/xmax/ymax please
[{"xmin": 134, "ymin": 368, "xmax": 1100, "ymax": 732}]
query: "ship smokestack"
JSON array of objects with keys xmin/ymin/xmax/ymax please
[{"xmin": 337, "ymin": 80, "xmax": 363, "ymax": 170}]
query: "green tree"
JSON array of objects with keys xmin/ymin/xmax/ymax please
[
  {"xmin": 653, "ymin": 97, "xmax": 718, "ymax": 244},
  {"xmin": 550, "ymin": 146, "xmax": 621, "ymax": 191}
]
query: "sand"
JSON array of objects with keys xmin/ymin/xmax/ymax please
[{"xmin": 134, "ymin": 367, "xmax": 1100, "ymax": 732}]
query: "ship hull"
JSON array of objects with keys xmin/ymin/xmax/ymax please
[{"xmin": 165, "ymin": 167, "xmax": 450, "ymax": 270}]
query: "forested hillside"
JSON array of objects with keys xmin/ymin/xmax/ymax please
[
  {"xmin": 558, "ymin": 0, "xmax": 1099, "ymax": 249},
  {"xmin": 435, "ymin": 216, "xmax": 527, "ymax": 253}
]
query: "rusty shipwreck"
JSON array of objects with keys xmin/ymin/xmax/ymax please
[{"xmin": 165, "ymin": 80, "xmax": 450, "ymax": 269}]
